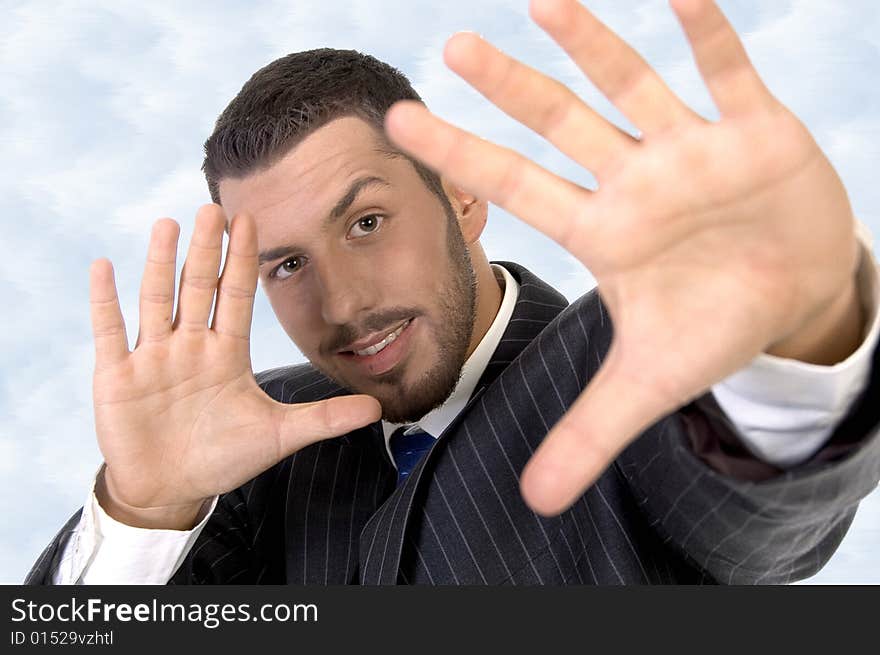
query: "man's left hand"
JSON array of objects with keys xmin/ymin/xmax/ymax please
[{"xmin": 384, "ymin": 0, "xmax": 863, "ymax": 515}]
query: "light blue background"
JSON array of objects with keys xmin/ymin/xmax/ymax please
[{"xmin": 1, "ymin": 0, "xmax": 877, "ymax": 584}]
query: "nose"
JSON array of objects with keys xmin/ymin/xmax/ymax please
[{"xmin": 315, "ymin": 256, "xmax": 377, "ymax": 327}]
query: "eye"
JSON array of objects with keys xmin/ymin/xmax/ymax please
[
  {"xmin": 348, "ymin": 214, "xmax": 384, "ymax": 239},
  {"xmin": 270, "ymin": 255, "xmax": 307, "ymax": 281}
]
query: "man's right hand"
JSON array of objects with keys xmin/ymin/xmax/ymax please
[{"xmin": 89, "ymin": 204, "xmax": 381, "ymax": 530}]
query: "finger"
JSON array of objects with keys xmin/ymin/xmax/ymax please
[
  {"xmin": 173, "ymin": 204, "xmax": 225, "ymax": 332},
  {"xmin": 277, "ymin": 395, "xmax": 383, "ymax": 454},
  {"xmin": 135, "ymin": 219, "xmax": 179, "ymax": 347},
  {"xmin": 89, "ymin": 259, "xmax": 129, "ymax": 367},
  {"xmin": 671, "ymin": 0, "xmax": 774, "ymax": 116},
  {"xmin": 211, "ymin": 213, "xmax": 258, "ymax": 341},
  {"xmin": 385, "ymin": 101, "xmax": 592, "ymax": 253},
  {"xmin": 519, "ymin": 341, "xmax": 676, "ymax": 516},
  {"xmin": 529, "ymin": 0, "xmax": 695, "ymax": 133},
  {"xmin": 443, "ymin": 32, "xmax": 637, "ymax": 176}
]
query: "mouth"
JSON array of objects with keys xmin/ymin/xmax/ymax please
[
  {"xmin": 337, "ymin": 318, "xmax": 416, "ymax": 377},
  {"xmin": 340, "ymin": 318, "xmax": 412, "ymax": 356}
]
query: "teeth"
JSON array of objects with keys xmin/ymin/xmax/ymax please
[{"xmin": 354, "ymin": 320, "xmax": 409, "ymax": 357}]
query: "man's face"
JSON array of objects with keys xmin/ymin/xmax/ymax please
[{"xmin": 219, "ymin": 117, "xmax": 477, "ymax": 423}]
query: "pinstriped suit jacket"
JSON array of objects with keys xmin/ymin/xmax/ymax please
[{"xmin": 26, "ymin": 262, "xmax": 880, "ymax": 585}]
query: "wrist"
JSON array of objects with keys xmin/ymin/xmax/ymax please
[
  {"xmin": 766, "ymin": 273, "xmax": 863, "ymax": 365},
  {"xmin": 96, "ymin": 466, "xmax": 206, "ymax": 531}
]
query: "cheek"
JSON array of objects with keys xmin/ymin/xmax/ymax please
[
  {"xmin": 267, "ymin": 287, "xmax": 323, "ymax": 351},
  {"xmin": 386, "ymin": 227, "xmax": 451, "ymax": 293}
]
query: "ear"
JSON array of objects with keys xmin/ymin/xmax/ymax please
[{"xmin": 444, "ymin": 181, "xmax": 488, "ymax": 244}]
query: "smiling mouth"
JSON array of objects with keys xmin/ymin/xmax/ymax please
[{"xmin": 341, "ymin": 319, "xmax": 412, "ymax": 357}]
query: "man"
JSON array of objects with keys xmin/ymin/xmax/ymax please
[{"xmin": 27, "ymin": 0, "xmax": 880, "ymax": 584}]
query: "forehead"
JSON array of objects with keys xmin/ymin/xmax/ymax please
[{"xmin": 218, "ymin": 116, "xmax": 403, "ymax": 231}]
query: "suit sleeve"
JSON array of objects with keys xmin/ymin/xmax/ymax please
[
  {"xmin": 615, "ymin": 323, "xmax": 880, "ymax": 584},
  {"xmin": 22, "ymin": 490, "xmax": 256, "ymax": 585},
  {"xmin": 167, "ymin": 486, "xmax": 269, "ymax": 584},
  {"xmin": 24, "ymin": 510, "xmax": 83, "ymax": 585},
  {"xmin": 619, "ymin": 241, "xmax": 880, "ymax": 583},
  {"xmin": 537, "ymin": 281, "xmax": 879, "ymax": 584}
]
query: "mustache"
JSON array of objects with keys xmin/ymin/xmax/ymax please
[{"xmin": 324, "ymin": 307, "xmax": 421, "ymax": 353}]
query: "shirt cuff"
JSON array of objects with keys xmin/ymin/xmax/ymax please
[
  {"xmin": 711, "ymin": 221, "xmax": 880, "ymax": 467},
  {"xmin": 68, "ymin": 466, "xmax": 217, "ymax": 584}
]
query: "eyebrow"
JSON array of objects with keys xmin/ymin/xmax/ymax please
[{"xmin": 257, "ymin": 175, "xmax": 390, "ymax": 267}]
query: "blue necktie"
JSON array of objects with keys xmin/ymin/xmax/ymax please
[{"xmin": 389, "ymin": 425, "xmax": 435, "ymax": 485}]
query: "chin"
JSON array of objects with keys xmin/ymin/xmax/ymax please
[
  {"xmin": 377, "ymin": 396, "xmax": 446, "ymax": 425},
  {"xmin": 376, "ymin": 369, "xmax": 463, "ymax": 425}
]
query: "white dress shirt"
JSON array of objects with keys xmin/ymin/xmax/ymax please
[{"xmin": 52, "ymin": 232, "xmax": 880, "ymax": 584}]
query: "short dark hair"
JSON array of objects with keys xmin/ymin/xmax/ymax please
[{"xmin": 202, "ymin": 48, "xmax": 447, "ymax": 207}]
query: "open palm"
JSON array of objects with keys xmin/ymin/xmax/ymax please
[
  {"xmin": 91, "ymin": 206, "xmax": 380, "ymax": 528},
  {"xmin": 384, "ymin": 0, "xmax": 860, "ymax": 515}
]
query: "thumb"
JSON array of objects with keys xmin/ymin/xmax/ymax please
[
  {"xmin": 276, "ymin": 394, "xmax": 383, "ymax": 456},
  {"xmin": 519, "ymin": 341, "xmax": 678, "ymax": 516}
]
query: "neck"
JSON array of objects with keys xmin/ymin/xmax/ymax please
[{"xmin": 465, "ymin": 243, "xmax": 504, "ymax": 359}]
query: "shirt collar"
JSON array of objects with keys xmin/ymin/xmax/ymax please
[{"xmin": 382, "ymin": 263, "xmax": 520, "ymax": 453}]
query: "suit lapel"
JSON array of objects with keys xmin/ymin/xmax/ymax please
[
  {"xmin": 281, "ymin": 420, "xmax": 396, "ymax": 584},
  {"xmin": 267, "ymin": 370, "xmax": 397, "ymax": 584},
  {"xmin": 358, "ymin": 262, "xmax": 569, "ymax": 584}
]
